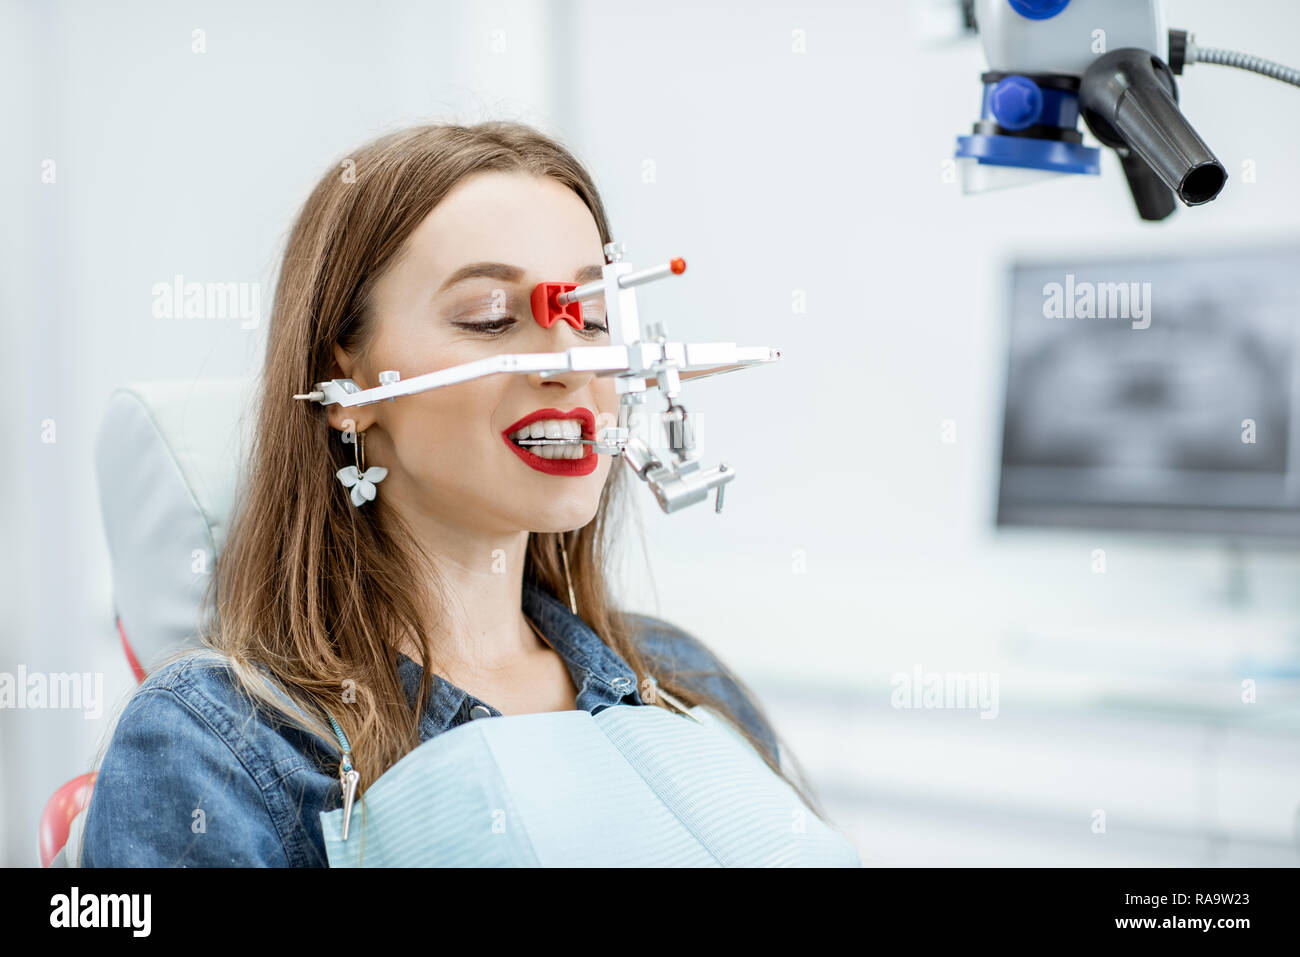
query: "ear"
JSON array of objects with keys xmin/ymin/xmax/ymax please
[{"xmin": 326, "ymin": 342, "xmax": 376, "ymax": 436}]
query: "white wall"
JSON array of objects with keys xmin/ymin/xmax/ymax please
[
  {"xmin": 4, "ymin": 0, "xmax": 1299, "ymax": 866},
  {"xmin": 569, "ymin": 0, "xmax": 1300, "ymax": 662}
]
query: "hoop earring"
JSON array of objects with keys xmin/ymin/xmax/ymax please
[
  {"xmin": 336, "ymin": 428, "xmax": 388, "ymax": 507},
  {"xmin": 559, "ymin": 535, "xmax": 578, "ymax": 616}
]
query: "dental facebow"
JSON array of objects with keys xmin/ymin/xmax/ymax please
[{"xmin": 293, "ymin": 242, "xmax": 782, "ymax": 514}]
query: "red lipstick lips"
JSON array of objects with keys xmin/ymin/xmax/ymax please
[{"xmin": 501, "ymin": 407, "xmax": 599, "ymax": 477}]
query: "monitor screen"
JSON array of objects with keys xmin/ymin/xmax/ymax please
[{"xmin": 996, "ymin": 244, "xmax": 1300, "ymax": 540}]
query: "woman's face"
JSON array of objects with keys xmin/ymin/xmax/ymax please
[{"xmin": 329, "ymin": 170, "xmax": 619, "ymax": 537}]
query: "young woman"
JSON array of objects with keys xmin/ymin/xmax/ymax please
[{"xmin": 78, "ymin": 121, "xmax": 857, "ymax": 866}]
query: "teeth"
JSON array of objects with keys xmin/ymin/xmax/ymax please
[
  {"xmin": 526, "ymin": 442, "xmax": 584, "ymax": 460},
  {"xmin": 510, "ymin": 418, "xmax": 583, "ymax": 442},
  {"xmin": 507, "ymin": 418, "xmax": 588, "ymax": 460}
]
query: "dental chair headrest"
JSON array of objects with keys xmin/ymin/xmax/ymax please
[{"xmin": 94, "ymin": 379, "xmax": 256, "ymax": 674}]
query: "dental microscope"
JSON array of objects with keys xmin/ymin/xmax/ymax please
[{"xmin": 954, "ymin": 0, "xmax": 1299, "ymax": 221}]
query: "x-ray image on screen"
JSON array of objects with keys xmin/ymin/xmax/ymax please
[{"xmin": 997, "ymin": 245, "xmax": 1300, "ymax": 539}]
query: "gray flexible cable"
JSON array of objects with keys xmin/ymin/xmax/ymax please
[{"xmin": 1190, "ymin": 45, "xmax": 1300, "ymax": 87}]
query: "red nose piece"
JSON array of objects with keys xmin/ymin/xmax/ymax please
[{"xmin": 530, "ymin": 282, "xmax": 585, "ymax": 330}]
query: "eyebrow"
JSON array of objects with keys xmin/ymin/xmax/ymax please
[{"xmin": 437, "ymin": 262, "xmax": 604, "ymax": 294}]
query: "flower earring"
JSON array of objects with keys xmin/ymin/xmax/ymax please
[{"xmin": 336, "ymin": 428, "xmax": 387, "ymax": 507}]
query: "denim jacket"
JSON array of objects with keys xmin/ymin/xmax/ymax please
[{"xmin": 78, "ymin": 581, "xmax": 780, "ymax": 867}]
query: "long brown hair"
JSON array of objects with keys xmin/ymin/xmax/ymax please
[{"xmin": 178, "ymin": 120, "xmax": 829, "ymax": 824}]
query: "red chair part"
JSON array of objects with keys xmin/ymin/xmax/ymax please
[
  {"xmin": 39, "ymin": 771, "xmax": 97, "ymax": 867},
  {"xmin": 117, "ymin": 615, "xmax": 146, "ymax": 684}
]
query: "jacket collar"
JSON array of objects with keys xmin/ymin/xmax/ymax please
[{"xmin": 396, "ymin": 579, "xmax": 644, "ymax": 737}]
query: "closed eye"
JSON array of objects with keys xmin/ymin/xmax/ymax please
[
  {"xmin": 452, "ymin": 317, "xmax": 609, "ymax": 337},
  {"xmin": 451, "ymin": 317, "xmax": 515, "ymax": 335}
]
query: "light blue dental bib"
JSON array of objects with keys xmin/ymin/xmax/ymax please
[{"xmin": 319, "ymin": 702, "xmax": 861, "ymax": 867}]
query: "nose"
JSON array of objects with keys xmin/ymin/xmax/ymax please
[
  {"xmin": 522, "ymin": 281, "xmax": 598, "ymax": 390},
  {"xmin": 525, "ymin": 364, "xmax": 593, "ymax": 391}
]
